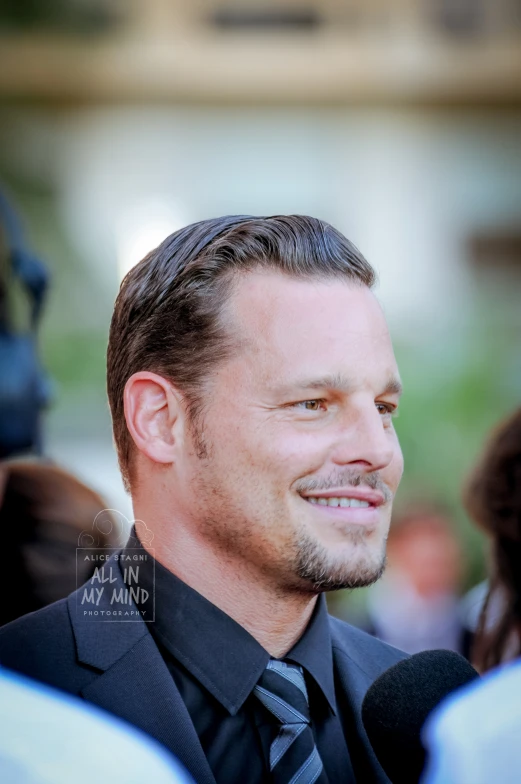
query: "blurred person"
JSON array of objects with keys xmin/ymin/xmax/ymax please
[
  {"xmin": 421, "ymin": 406, "xmax": 521, "ymax": 784},
  {"xmin": 366, "ymin": 506, "xmax": 465, "ymax": 654},
  {"xmin": 0, "ymin": 460, "xmax": 116, "ymax": 626},
  {"xmin": 0, "ymin": 667, "xmax": 194, "ymax": 784},
  {"xmin": 421, "ymin": 658, "xmax": 521, "ymax": 784},
  {"xmin": 0, "ymin": 189, "xmax": 51, "ymax": 459},
  {"xmin": 0, "ymin": 215, "xmax": 408, "ymax": 784},
  {"xmin": 463, "ymin": 406, "xmax": 521, "ymax": 671},
  {"xmin": 458, "ymin": 578, "xmax": 508, "ymax": 661}
]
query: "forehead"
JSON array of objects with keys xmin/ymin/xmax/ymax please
[{"xmin": 226, "ymin": 270, "xmax": 397, "ymax": 382}]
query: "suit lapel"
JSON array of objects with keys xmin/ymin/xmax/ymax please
[
  {"xmin": 330, "ymin": 622, "xmax": 391, "ymax": 784},
  {"xmin": 80, "ymin": 635, "xmax": 216, "ymax": 784},
  {"xmin": 68, "ymin": 556, "xmax": 216, "ymax": 784}
]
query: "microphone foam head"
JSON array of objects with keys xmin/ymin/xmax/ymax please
[{"xmin": 362, "ymin": 649, "xmax": 479, "ymax": 784}]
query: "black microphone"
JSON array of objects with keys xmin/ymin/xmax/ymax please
[{"xmin": 361, "ymin": 649, "xmax": 479, "ymax": 784}]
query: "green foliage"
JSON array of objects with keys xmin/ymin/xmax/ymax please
[
  {"xmin": 394, "ymin": 322, "xmax": 519, "ymax": 588},
  {"xmin": 396, "ymin": 321, "xmax": 519, "ymax": 497},
  {"xmin": 41, "ymin": 331, "xmax": 108, "ymax": 391}
]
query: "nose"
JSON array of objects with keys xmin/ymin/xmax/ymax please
[{"xmin": 330, "ymin": 401, "xmax": 396, "ymax": 473}]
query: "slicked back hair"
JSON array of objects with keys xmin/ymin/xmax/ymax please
[{"xmin": 107, "ymin": 215, "xmax": 376, "ymax": 490}]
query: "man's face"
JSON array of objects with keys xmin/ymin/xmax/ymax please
[{"xmin": 179, "ymin": 271, "xmax": 404, "ymax": 593}]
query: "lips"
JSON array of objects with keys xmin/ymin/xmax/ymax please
[{"xmin": 299, "ymin": 488, "xmax": 385, "ymax": 507}]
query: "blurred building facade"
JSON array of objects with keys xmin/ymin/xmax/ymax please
[{"xmin": 0, "ymin": 0, "xmax": 519, "ymax": 532}]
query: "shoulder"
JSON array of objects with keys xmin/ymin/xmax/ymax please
[
  {"xmin": 328, "ymin": 613, "xmax": 408, "ymax": 677},
  {"xmin": 430, "ymin": 658, "xmax": 521, "ymax": 738},
  {"xmin": 0, "ymin": 669, "xmax": 194, "ymax": 784},
  {"xmin": 0, "ymin": 598, "xmax": 88, "ymax": 693},
  {"xmin": 422, "ymin": 661, "xmax": 521, "ymax": 784},
  {"xmin": 0, "ymin": 597, "xmax": 71, "ymax": 655}
]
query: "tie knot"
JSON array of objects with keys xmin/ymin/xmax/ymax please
[{"xmin": 254, "ymin": 659, "xmax": 311, "ymax": 725}]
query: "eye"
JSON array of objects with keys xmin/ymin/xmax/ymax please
[{"xmin": 293, "ymin": 399, "xmax": 326, "ymax": 412}]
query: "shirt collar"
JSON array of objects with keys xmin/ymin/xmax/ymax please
[
  {"xmin": 286, "ymin": 593, "xmax": 337, "ymax": 715},
  {"xmin": 126, "ymin": 531, "xmax": 336, "ymax": 716}
]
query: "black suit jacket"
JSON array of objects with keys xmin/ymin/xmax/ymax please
[{"xmin": 0, "ymin": 557, "xmax": 407, "ymax": 783}]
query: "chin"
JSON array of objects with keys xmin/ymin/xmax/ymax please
[{"xmin": 293, "ymin": 532, "xmax": 387, "ymax": 593}]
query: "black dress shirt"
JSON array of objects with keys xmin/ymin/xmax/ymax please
[{"xmin": 125, "ymin": 535, "xmax": 355, "ymax": 784}]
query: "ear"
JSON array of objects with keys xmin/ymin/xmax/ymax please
[{"xmin": 123, "ymin": 372, "xmax": 183, "ymax": 466}]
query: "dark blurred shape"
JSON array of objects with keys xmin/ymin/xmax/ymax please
[
  {"xmin": 470, "ymin": 232, "xmax": 521, "ymax": 273},
  {"xmin": 428, "ymin": 0, "xmax": 487, "ymax": 36},
  {"xmin": 0, "ymin": 460, "xmax": 116, "ymax": 626},
  {"xmin": 0, "ymin": 190, "xmax": 51, "ymax": 459},
  {"xmin": 366, "ymin": 505, "xmax": 465, "ymax": 654},
  {"xmin": 211, "ymin": 6, "xmax": 322, "ymax": 31},
  {"xmin": 463, "ymin": 406, "xmax": 521, "ymax": 671},
  {"xmin": 0, "ymin": 335, "xmax": 49, "ymax": 458},
  {"xmin": 0, "ymin": 0, "xmax": 123, "ymax": 35},
  {"xmin": 514, "ymin": 0, "xmax": 521, "ymax": 28},
  {"xmin": 361, "ymin": 650, "xmax": 479, "ymax": 784}
]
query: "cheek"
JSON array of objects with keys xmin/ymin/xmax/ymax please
[
  {"xmin": 217, "ymin": 414, "xmax": 322, "ymax": 471},
  {"xmin": 387, "ymin": 439, "xmax": 404, "ymax": 489},
  {"xmin": 263, "ymin": 431, "xmax": 334, "ymax": 488}
]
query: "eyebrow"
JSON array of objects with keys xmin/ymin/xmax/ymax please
[{"xmin": 276, "ymin": 373, "xmax": 403, "ymax": 399}]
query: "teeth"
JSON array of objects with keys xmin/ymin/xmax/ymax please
[{"xmin": 307, "ymin": 497, "xmax": 371, "ymax": 508}]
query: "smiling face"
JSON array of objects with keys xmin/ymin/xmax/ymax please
[{"xmin": 178, "ymin": 270, "xmax": 404, "ymax": 594}]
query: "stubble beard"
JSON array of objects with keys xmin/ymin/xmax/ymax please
[
  {"xmin": 188, "ymin": 414, "xmax": 389, "ymax": 594},
  {"xmin": 292, "ymin": 525, "xmax": 388, "ymax": 592}
]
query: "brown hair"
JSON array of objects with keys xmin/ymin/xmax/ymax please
[
  {"xmin": 107, "ymin": 214, "xmax": 376, "ymax": 490},
  {"xmin": 0, "ymin": 460, "xmax": 116, "ymax": 626},
  {"xmin": 463, "ymin": 407, "xmax": 521, "ymax": 671}
]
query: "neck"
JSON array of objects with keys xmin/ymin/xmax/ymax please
[{"xmin": 135, "ymin": 518, "xmax": 318, "ymax": 658}]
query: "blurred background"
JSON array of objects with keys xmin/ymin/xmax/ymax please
[{"xmin": 0, "ymin": 0, "xmax": 520, "ymax": 641}]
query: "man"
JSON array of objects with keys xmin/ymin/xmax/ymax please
[{"xmin": 0, "ymin": 215, "xmax": 407, "ymax": 783}]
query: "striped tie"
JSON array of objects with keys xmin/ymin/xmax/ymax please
[{"xmin": 254, "ymin": 659, "xmax": 329, "ymax": 784}]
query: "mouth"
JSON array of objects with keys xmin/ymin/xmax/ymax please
[{"xmin": 299, "ymin": 489, "xmax": 384, "ymax": 526}]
